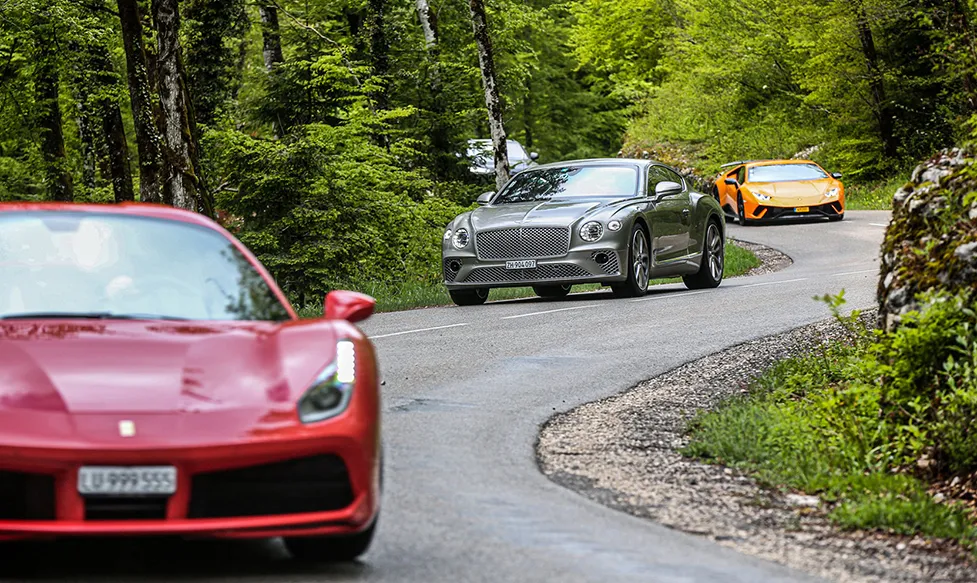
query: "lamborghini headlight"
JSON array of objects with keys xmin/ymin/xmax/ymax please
[
  {"xmin": 298, "ymin": 340, "xmax": 356, "ymax": 423},
  {"xmin": 823, "ymin": 188, "xmax": 840, "ymax": 199},
  {"xmin": 753, "ymin": 191, "xmax": 771, "ymax": 202}
]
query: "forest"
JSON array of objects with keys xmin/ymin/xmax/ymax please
[{"xmin": 1, "ymin": 0, "xmax": 976, "ymax": 306}]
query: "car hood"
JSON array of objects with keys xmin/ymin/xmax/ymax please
[
  {"xmin": 0, "ymin": 320, "xmax": 336, "ymax": 416},
  {"xmin": 749, "ymin": 179, "xmax": 837, "ymax": 203},
  {"xmin": 470, "ymin": 197, "xmax": 615, "ymax": 230}
]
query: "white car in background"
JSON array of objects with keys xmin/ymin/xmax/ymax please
[{"xmin": 466, "ymin": 139, "xmax": 539, "ymax": 178}]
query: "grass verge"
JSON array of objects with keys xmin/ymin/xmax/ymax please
[
  {"xmin": 295, "ymin": 239, "xmax": 760, "ymax": 317},
  {"xmin": 682, "ymin": 300, "xmax": 977, "ymax": 550},
  {"xmin": 844, "ymin": 173, "xmax": 910, "ymax": 210}
]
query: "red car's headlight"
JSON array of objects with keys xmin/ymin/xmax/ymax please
[{"xmin": 298, "ymin": 340, "xmax": 356, "ymax": 423}]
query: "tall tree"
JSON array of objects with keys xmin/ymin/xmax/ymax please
[
  {"xmin": 117, "ymin": 0, "xmax": 165, "ymax": 203},
  {"xmin": 152, "ymin": 0, "xmax": 204, "ymax": 212},
  {"xmin": 468, "ymin": 0, "xmax": 509, "ymax": 189},
  {"xmin": 258, "ymin": 4, "xmax": 284, "ymax": 72},
  {"xmin": 184, "ymin": 0, "xmax": 248, "ymax": 126},
  {"xmin": 32, "ymin": 12, "xmax": 73, "ymax": 201},
  {"xmin": 852, "ymin": 0, "xmax": 897, "ymax": 158}
]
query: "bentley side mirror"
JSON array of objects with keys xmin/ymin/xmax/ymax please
[
  {"xmin": 476, "ymin": 191, "xmax": 494, "ymax": 205},
  {"xmin": 724, "ymin": 178, "xmax": 738, "ymax": 186},
  {"xmin": 530, "ymin": 152, "xmax": 539, "ymax": 161},
  {"xmin": 832, "ymin": 172, "xmax": 843, "ymax": 179},
  {"xmin": 324, "ymin": 290, "xmax": 375, "ymax": 323},
  {"xmin": 655, "ymin": 181, "xmax": 683, "ymax": 197}
]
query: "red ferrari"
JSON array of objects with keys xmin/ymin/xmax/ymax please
[{"xmin": 0, "ymin": 203, "xmax": 382, "ymax": 561}]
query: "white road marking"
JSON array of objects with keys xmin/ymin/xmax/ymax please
[
  {"xmin": 830, "ymin": 268, "xmax": 878, "ymax": 277},
  {"xmin": 631, "ymin": 290, "xmax": 711, "ymax": 302},
  {"xmin": 738, "ymin": 277, "xmax": 809, "ymax": 288},
  {"xmin": 501, "ymin": 305, "xmax": 598, "ymax": 320},
  {"xmin": 372, "ymin": 323, "xmax": 470, "ymax": 339},
  {"xmin": 869, "ymin": 223, "xmax": 889, "ymax": 227}
]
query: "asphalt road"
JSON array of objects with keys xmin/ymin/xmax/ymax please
[{"xmin": 2, "ymin": 210, "xmax": 891, "ymax": 582}]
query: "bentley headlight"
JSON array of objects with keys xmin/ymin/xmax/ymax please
[
  {"xmin": 607, "ymin": 220, "xmax": 622, "ymax": 231},
  {"xmin": 824, "ymin": 188, "xmax": 840, "ymax": 199},
  {"xmin": 580, "ymin": 221, "xmax": 603, "ymax": 242},
  {"xmin": 298, "ymin": 340, "xmax": 356, "ymax": 423},
  {"xmin": 754, "ymin": 191, "xmax": 772, "ymax": 202},
  {"xmin": 452, "ymin": 228, "xmax": 470, "ymax": 249}
]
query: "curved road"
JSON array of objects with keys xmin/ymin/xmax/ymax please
[{"xmin": 3, "ymin": 211, "xmax": 890, "ymax": 582}]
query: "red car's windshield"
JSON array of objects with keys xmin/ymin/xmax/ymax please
[{"xmin": 0, "ymin": 211, "xmax": 291, "ymax": 322}]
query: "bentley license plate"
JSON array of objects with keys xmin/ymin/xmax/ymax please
[
  {"xmin": 795, "ymin": 206, "xmax": 810, "ymax": 213},
  {"xmin": 78, "ymin": 466, "xmax": 177, "ymax": 495},
  {"xmin": 505, "ymin": 260, "xmax": 537, "ymax": 270}
]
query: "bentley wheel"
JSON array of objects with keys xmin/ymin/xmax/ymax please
[
  {"xmin": 683, "ymin": 220, "xmax": 724, "ymax": 289},
  {"xmin": 533, "ymin": 284, "xmax": 572, "ymax": 299},
  {"xmin": 449, "ymin": 288, "xmax": 489, "ymax": 306},
  {"xmin": 612, "ymin": 225, "xmax": 650, "ymax": 298}
]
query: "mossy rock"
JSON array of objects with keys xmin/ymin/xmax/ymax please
[{"xmin": 877, "ymin": 145, "xmax": 977, "ymax": 330}]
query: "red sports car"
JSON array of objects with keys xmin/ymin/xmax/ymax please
[{"xmin": 0, "ymin": 203, "xmax": 382, "ymax": 561}]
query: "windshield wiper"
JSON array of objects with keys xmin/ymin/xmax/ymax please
[{"xmin": 0, "ymin": 312, "xmax": 189, "ymax": 321}]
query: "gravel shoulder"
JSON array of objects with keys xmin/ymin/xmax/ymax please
[{"xmin": 536, "ymin": 244, "xmax": 976, "ymax": 583}]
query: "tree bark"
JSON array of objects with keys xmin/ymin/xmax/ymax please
[
  {"xmin": 852, "ymin": 0, "xmax": 897, "ymax": 158},
  {"xmin": 33, "ymin": 17, "xmax": 74, "ymax": 202},
  {"xmin": 117, "ymin": 0, "xmax": 165, "ymax": 203},
  {"xmin": 102, "ymin": 101, "xmax": 136, "ymax": 202},
  {"xmin": 369, "ymin": 0, "xmax": 390, "ymax": 112},
  {"xmin": 258, "ymin": 4, "xmax": 284, "ymax": 72},
  {"xmin": 75, "ymin": 107, "xmax": 97, "ymax": 190},
  {"xmin": 468, "ymin": 0, "xmax": 509, "ymax": 190},
  {"xmin": 152, "ymin": 0, "xmax": 203, "ymax": 212}
]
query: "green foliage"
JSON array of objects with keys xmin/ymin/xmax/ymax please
[{"xmin": 685, "ymin": 292, "xmax": 977, "ymax": 546}]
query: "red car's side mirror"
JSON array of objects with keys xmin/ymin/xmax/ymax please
[{"xmin": 324, "ymin": 291, "xmax": 376, "ymax": 323}]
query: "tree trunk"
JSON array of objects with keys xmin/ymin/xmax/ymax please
[
  {"xmin": 852, "ymin": 1, "xmax": 897, "ymax": 158},
  {"xmin": 75, "ymin": 108, "xmax": 97, "ymax": 190},
  {"xmin": 102, "ymin": 102, "xmax": 136, "ymax": 202},
  {"xmin": 258, "ymin": 4, "xmax": 284, "ymax": 72},
  {"xmin": 152, "ymin": 0, "xmax": 203, "ymax": 212},
  {"xmin": 117, "ymin": 0, "xmax": 165, "ymax": 203},
  {"xmin": 33, "ymin": 18, "xmax": 74, "ymax": 202},
  {"xmin": 369, "ymin": 0, "xmax": 390, "ymax": 113},
  {"xmin": 468, "ymin": 0, "xmax": 509, "ymax": 190}
]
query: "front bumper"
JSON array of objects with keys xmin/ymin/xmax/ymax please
[
  {"xmin": 443, "ymin": 248, "xmax": 627, "ymax": 289},
  {"xmin": 745, "ymin": 200, "xmax": 844, "ymax": 220},
  {"xmin": 0, "ymin": 420, "xmax": 380, "ymax": 540}
]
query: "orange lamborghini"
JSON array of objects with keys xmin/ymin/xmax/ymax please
[{"xmin": 713, "ymin": 160, "xmax": 845, "ymax": 224}]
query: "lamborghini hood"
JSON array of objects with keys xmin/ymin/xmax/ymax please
[
  {"xmin": 0, "ymin": 320, "xmax": 333, "ymax": 415},
  {"xmin": 748, "ymin": 179, "xmax": 837, "ymax": 204}
]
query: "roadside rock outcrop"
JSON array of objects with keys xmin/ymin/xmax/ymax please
[{"xmin": 877, "ymin": 145, "xmax": 977, "ymax": 330}]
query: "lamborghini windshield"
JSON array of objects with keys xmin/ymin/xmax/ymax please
[
  {"xmin": 493, "ymin": 166, "xmax": 638, "ymax": 204},
  {"xmin": 0, "ymin": 212, "xmax": 291, "ymax": 321},
  {"xmin": 749, "ymin": 164, "xmax": 829, "ymax": 183}
]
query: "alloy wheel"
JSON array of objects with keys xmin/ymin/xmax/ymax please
[
  {"xmin": 632, "ymin": 229, "xmax": 650, "ymax": 291},
  {"xmin": 707, "ymin": 223, "xmax": 724, "ymax": 281}
]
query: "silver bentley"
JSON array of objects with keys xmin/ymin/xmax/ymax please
[{"xmin": 441, "ymin": 158, "xmax": 727, "ymax": 306}]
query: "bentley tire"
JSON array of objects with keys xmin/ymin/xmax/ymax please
[
  {"xmin": 684, "ymin": 220, "xmax": 724, "ymax": 289},
  {"xmin": 612, "ymin": 225, "xmax": 651, "ymax": 298},
  {"xmin": 449, "ymin": 288, "xmax": 489, "ymax": 306},
  {"xmin": 533, "ymin": 284, "xmax": 572, "ymax": 298}
]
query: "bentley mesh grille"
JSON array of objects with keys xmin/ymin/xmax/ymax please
[
  {"xmin": 464, "ymin": 264, "xmax": 590, "ymax": 284},
  {"xmin": 592, "ymin": 251, "xmax": 621, "ymax": 275},
  {"xmin": 475, "ymin": 227, "xmax": 570, "ymax": 260},
  {"xmin": 443, "ymin": 258, "xmax": 460, "ymax": 282}
]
